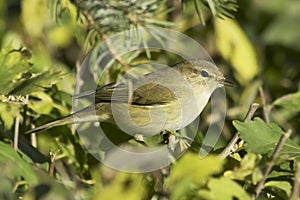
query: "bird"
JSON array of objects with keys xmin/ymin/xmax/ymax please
[{"xmin": 26, "ymin": 59, "xmax": 232, "ymax": 136}]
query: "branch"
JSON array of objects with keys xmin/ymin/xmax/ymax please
[
  {"xmin": 290, "ymin": 161, "xmax": 300, "ymax": 200},
  {"xmin": 253, "ymin": 129, "xmax": 292, "ymax": 199},
  {"xmin": 259, "ymin": 86, "xmax": 270, "ymax": 124},
  {"xmin": 219, "ymin": 103, "xmax": 259, "ymax": 159},
  {"xmin": 48, "ymin": 151, "xmax": 56, "ymax": 177},
  {"xmin": 14, "ymin": 116, "xmax": 20, "ymax": 150}
]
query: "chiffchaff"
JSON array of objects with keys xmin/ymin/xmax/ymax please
[{"xmin": 26, "ymin": 59, "xmax": 231, "ymax": 135}]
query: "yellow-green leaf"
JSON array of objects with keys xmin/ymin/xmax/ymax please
[
  {"xmin": 198, "ymin": 177, "xmax": 251, "ymax": 200},
  {"xmin": 28, "ymin": 92, "xmax": 54, "ymax": 114},
  {"xmin": 215, "ymin": 18, "xmax": 259, "ymax": 85},
  {"xmin": 0, "ymin": 103, "xmax": 21, "ymax": 129},
  {"xmin": 224, "ymin": 153, "xmax": 263, "ymax": 184},
  {"xmin": 167, "ymin": 153, "xmax": 224, "ymax": 184},
  {"xmin": 166, "ymin": 153, "xmax": 224, "ymax": 200},
  {"xmin": 47, "ymin": 26, "xmax": 73, "ymax": 47},
  {"xmin": 21, "ymin": 0, "xmax": 49, "ymax": 37},
  {"xmin": 93, "ymin": 169, "xmax": 145, "ymax": 200}
]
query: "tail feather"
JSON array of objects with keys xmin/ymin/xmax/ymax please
[
  {"xmin": 25, "ymin": 115, "xmax": 74, "ymax": 134},
  {"xmin": 26, "ymin": 104, "xmax": 110, "ymax": 134}
]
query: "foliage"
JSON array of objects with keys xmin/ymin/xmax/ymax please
[
  {"xmin": 234, "ymin": 117, "xmax": 300, "ymax": 159},
  {"xmin": 214, "ymin": 18, "xmax": 259, "ymax": 85},
  {"xmin": 0, "ymin": 0, "xmax": 299, "ymax": 200}
]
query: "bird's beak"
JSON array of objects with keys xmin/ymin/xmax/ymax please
[
  {"xmin": 217, "ymin": 77, "xmax": 235, "ymax": 87},
  {"xmin": 224, "ymin": 79, "xmax": 235, "ymax": 87}
]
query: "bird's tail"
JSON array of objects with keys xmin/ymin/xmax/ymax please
[
  {"xmin": 26, "ymin": 104, "xmax": 109, "ymax": 134},
  {"xmin": 25, "ymin": 115, "xmax": 75, "ymax": 134}
]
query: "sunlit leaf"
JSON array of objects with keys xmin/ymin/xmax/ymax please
[
  {"xmin": 0, "ymin": 48, "xmax": 65, "ymax": 95},
  {"xmin": 224, "ymin": 153, "xmax": 263, "ymax": 184},
  {"xmin": 166, "ymin": 153, "xmax": 224, "ymax": 200},
  {"xmin": 28, "ymin": 92, "xmax": 54, "ymax": 114},
  {"xmin": 47, "ymin": 0, "xmax": 79, "ymax": 48},
  {"xmin": 214, "ymin": 18, "xmax": 259, "ymax": 85},
  {"xmin": 233, "ymin": 117, "xmax": 300, "ymax": 160},
  {"xmin": 47, "ymin": 26, "xmax": 73, "ymax": 47},
  {"xmin": 21, "ymin": 0, "xmax": 49, "ymax": 37},
  {"xmin": 198, "ymin": 177, "xmax": 251, "ymax": 200},
  {"xmin": 167, "ymin": 153, "xmax": 224, "ymax": 183},
  {"xmin": 0, "ymin": 49, "xmax": 31, "ymax": 94},
  {"xmin": 93, "ymin": 168, "xmax": 145, "ymax": 200},
  {"xmin": 8, "ymin": 69, "xmax": 64, "ymax": 95},
  {"xmin": 0, "ymin": 103, "xmax": 21, "ymax": 129}
]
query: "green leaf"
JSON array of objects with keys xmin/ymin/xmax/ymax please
[
  {"xmin": 92, "ymin": 169, "xmax": 145, "ymax": 200},
  {"xmin": 28, "ymin": 92, "xmax": 54, "ymax": 114},
  {"xmin": 214, "ymin": 18, "xmax": 259, "ymax": 85},
  {"xmin": 198, "ymin": 177, "xmax": 251, "ymax": 200},
  {"xmin": 0, "ymin": 48, "xmax": 64, "ymax": 95},
  {"xmin": 224, "ymin": 153, "xmax": 263, "ymax": 184},
  {"xmin": 0, "ymin": 102, "xmax": 22, "ymax": 129},
  {"xmin": 272, "ymin": 90, "xmax": 300, "ymax": 111},
  {"xmin": 264, "ymin": 181, "xmax": 291, "ymax": 199},
  {"xmin": 166, "ymin": 153, "xmax": 224, "ymax": 200},
  {"xmin": 21, "ymin": 0, "xmax": 49, "ymax": 37},
  {"xmin": 233, "ymin": 117, "xmax": 300, "ymax": 159},
  {"xmin": 0, "ymin": 142, "xmax": 38, "ymax": 185},
  {"xmin": 167, "ymin": 153, "xmax": 224, "ymax": 184},
  {"xmin": 8, "ymin": 69, "xmax": 64, "ymax": 95},
  {"xmin": 0, "ymin": 49, "xmax": 31, "ymax": 94}
]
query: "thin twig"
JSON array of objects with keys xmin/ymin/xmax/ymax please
[
  {"xmin": 105, "ymin": 37, "xmax": 131, "ymax": 71},
  {"xmin": 244, "ymin": 103, "xmax": 260, "ymax": 121},
  {"xmin": 14, "ymin": 117, "xmax": 20, "ymax": 150},
  {"xmin": 219, "ymin": 103, "xmax": 259, "ymax": 159},
  {"xmin": 253, "ymin": 129, "xmax": 292, "ymax": 199},
  {"xmin": 290, "ymin": 161, "xmax": 300, "ymax": 200},
  {"xmin": 259, "ymin": 86, "xmax": 270, "ymax": 124},
  {"xmin": 30, "ymin": 131, "xmax": 37, "ymax": 148},
  {"xmin": 25, "ymin": 95, "xmax": 38, "ymax": 147},
  {"xmin": 49, "ymin": 151, "xmax": 56, "ymax": 177},
  {"xmin": 71, "ymin": 60, "xmax": 82, "ymax": 133}
]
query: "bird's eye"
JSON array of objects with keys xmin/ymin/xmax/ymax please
[{"xmin": 200, "ymin": 70, "xmax": 209, "ymax": 77}]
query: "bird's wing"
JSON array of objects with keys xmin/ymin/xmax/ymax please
[
  {"xmin": 130, "ymin": 82, "xmax": 176, "ymax": 105},
  {"xmin": 75, "ymin": 79, "xmax": 177, "ymax": 105},
  {"xmin": 75, "ymin": 66, "xmax": 187, "ymax": 105}
]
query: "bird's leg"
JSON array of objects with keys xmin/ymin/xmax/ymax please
[
  {"xmin": 133, "ymin": 133, "xmax": 148, "ymax": 147},
  {"xmin": 134, "ymin": 133, "xmax": 144, "ymax": 142},
  {"xmin": 161, "ymin": 130, "xmax": 191, "ymax": 155}
]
